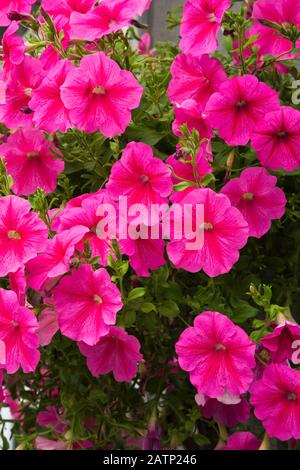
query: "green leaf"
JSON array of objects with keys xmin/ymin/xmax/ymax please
[
  {"xmin": 158, "ymin": 300, "xmax": 180, "ymax": 318},
  {"xmin": 128, "ymin": 287, "xmax": 146, "ymax": 302},
  {"xmin": 173, "ymin": 181, "xmax": 197, "ymax": 192},
  {"xmin": 141, "ymin": 302, "xmax": 157, "ymax": 313}
]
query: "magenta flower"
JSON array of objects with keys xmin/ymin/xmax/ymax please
[
  {"xmin": 138, "ymin": 33, "xmax": 155, "ymax": 57},
  {"xmin": 54, "ymin": 264, "xmax": 123, "ymax": 345},
  {"xmin": 0, "ymin": 288, "xmax": 40, "ymax": 373},
  {"xmin": 261, "ymin": 321, "xmax": 300, "ymax": 363},
  {"xmin": 179, "ymin": 0, "xmax": 231, "ymax": 56},
  {"xmin": 27, "ymin": 226, "xmax": 89, "ymax": 291},
  {"xmin": 200, "ymin": 396, "xmax": 251, "ymax": 427},
  {"xmin": 79, "ymin": 326, "xmax": 143, "ymax": 382},
  {"xmin": 172, "ymin": 99, "xmax": 213, "ymax": 139},
  {"xmin": 70, "ymin": 0, "xmax": 151, "ymax": 40},
  {"xmin": 0, "ymin": 0, "xmax": 36, "ymax": 26},
  {"xmin": 2, "ymin": 128, "xmax": 65, "ymax": 196},
  {"xmin": 221, "ymin": 432, "xmax": 261, "ymax": 451},
  {"xmin": 0, "ymin": 56, "xmax": 46, "ymax": 129},
  {"xmin": 221, "ymin": 167, "xmax": 286, "ymax": 239},
  {"xmin": 120, "ymin": 226, "xmax": 166, "ymax": 277},
  {"xmin": 176, "ymin": 311, "xmax": 256, "ymax": 399},
  {"xmin": 53, "ymin": 192, "xmax": 115, "ymax": 265},
  {"xmin": 38, "ymin": 306, "xmax": 59, "ymax": 347},
  {"xmin": 106, "ymin": 142, "xmax": 173, "ymax": 214},
  {"xmin": 205, "ymin": 75, "xmax": 280, "ymax": 146},
  {"xmin": 251, "ymin": 106, "xmax": 300, "ymax": 172},
  {"xmin": 60, "ymin": 52, "xmax": 143, "ymax": 137},
  {"xmin": 42, "ymin": 0, "xmax": 95, "ymax": 23},
  {"xmin": 9, "ymin": 266, "xmax": 26, "ymax": 306},
  {"xmin": 2, "ymin": 21, "xmax": 25, "ymax": 81},
  {"xmin": 168, "ymin": 53, "xmax": 227, "ymax": 107},
  {"xmin": 30, "ymin": 60, "xmax": 75, "ymax": 134},
  {"xmin": 167, "ymin": 188, "xmax": 249, "ymax": 277},
  {"xmin": 250, "ymin": 364, "xmax": 300, "ymax": 441},
  {"xmin": 0, "ymin": 196, "xmax": 48, "ymax": 277}
]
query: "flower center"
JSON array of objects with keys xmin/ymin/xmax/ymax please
[
  {"xmin": 93, "ymin": 86, "xmax": 106, "ymax": 95},
  {"xmin": 93, "ymin": 294, "xmax": 103, "ymax": 304},
  {"xmin": 242, "ymin": 192, "xmax": 254, "ymax": 200},
  {"xmin": 215, "ymin": 343, "xmax": 226, "ymax": 351},
  {"xmin": 287, "ymin": 392, "xmax": 297, "ymax": 401},
  {"xmin": 141, "ymin": 175, "xmax": 149, "ymax": 184},
  {"xmin": 27, "ymin": 151, "xmax": 39, "ymax": 159},
  {"xmin": 236, "ymin": 100, "xmax": 247, "ymax": 109},
  {"xmin": 203, "ymin": 222, "xmax": 213, "ymax": 231},
  {"xmin": 207, "ymin": 13, "xmax": 217, "ymax": 23},
  {"xmin": 24, "ymin": 87, "xmax": 32, "ymax": 98},
  {"xmin": 277, "ymin": 131, "xmax": 287, "ymax": 139},
  {"xmin": 7, "ymin": 230, "xmax": 21, "ymax": 240},
  {"xmin": 12, "ymin": 320, "xmax": 19, "ymax": 328},
  {"xmin": 109, "ymin": 19, "xmax": 117, "ymax": 28}
]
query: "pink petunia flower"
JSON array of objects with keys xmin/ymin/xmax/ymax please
[
  {"xmin": 0, "ymin": 0, "xmax": 36, "ymax": 26},
  {"xmin": 251, "ymin": 106, "xmax": 300, "ymax": 172},
  {"xmin": 106, "ymin": 142, "xmax": 173, "ymax": 222},
  {"xmin": 221, "ymin": 167, "xmax": 286, "ymax": 239},
  {"xmin": 1, "ymin": 21, "xmax": 25, "ymax": 81},
  {"xmin": 53, "ymin": 264, "xmax": 123, "ymax": 345},
  {"xmin": 172, "ymin": 99, "xmax": 213, "ymax": 139},
  {"xmin": 205, "ymin": 75, "xmax": 280, "ymax": 146},
  {"xmin": 261, "ymin": 321, "xmax": 300, "ymax": 363},
  {"xmin": 221, "ymin": 432, "xmax": 261, "ymax": 451},
  {"xmin": 167, "ymin": 188, "xmax": 249, "ymax": 277},
  {"xmin": 138, "ymin": 33, "xmax": 155, "ymax": 57},
  {"xmin": 38, "ymin": 306, "xmax": 59, "ymax": 347},
  {"xmin": 35, "ymin": 436, "xmax": 68, "ymax": 451},
  {"xmin": 199, "ymin": 396, "xmax": 251, "ymax": 427},
  {"xmin": 249, "ymin": 0, "xmax": 300, "ymax": 59},
  {"xmin": 168, "ymin": 53, "xmax": 227, "ymax": 107},
  {"xmin": 250, "ymin": 363, "xmax": 300, "ymax": 441},
  {"xmin": 70, "ymin": 0, "xmax": 151, "ymax": 41},
  {"xmin": 1, "ymin": 127, "xmax": 64, "ymax": 196},
  {"xmin": 0, "ymin": 288, "xmax": 40, "ymax": 373},
  {"xmin": 42, "ymin": 0, "xmax": 95, "ymax": 23},
  {"xmin": 60, "ymin": 52, "xmax": 143, "ymax": 137},
  {"xmin": 26, "ymin": 226, "xmax": 89, "ymax": 291},
  {"xmin": 0, "ymin": 196, "xmax": 48, "ymax": 277},
  {"xmin": 176, "ymin": 311, "xmax": 256, "ymax": 399},
  {"xmin": 30, "ymin": 59, "xmax": 75, "ymax": 134},
  {"xmin": 120, "ymin": 224, "xmax": 166, "ymax": 277},
  {"xmin": 0, "ymin": 56, "xmax": 46, "ymax": 129},
  {"xmin": 179, "ymin": 0, "xmax": 231, "ymax": 56},
  {"xmin": 53, "ymin": 191, "xmax": 115, "ymax": 265},
  {"xmin": 9, "ymin": 266, "xmax": 26, "ymax": 306},
  {"xmin": 79, "ymin": 326, "xmax": 143, "ymax": 382}
]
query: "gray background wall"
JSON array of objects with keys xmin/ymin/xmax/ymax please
[{"xmin": 144, "ymin": 0, "xmax": 181, "ymax": 43}]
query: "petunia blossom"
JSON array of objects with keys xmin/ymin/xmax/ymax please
[
  {"xmin": 0, "ymin": 56, "xmax": 46, "ymax": 129},
  {"xmin": 42, "ymin": 0, "xmax": 95, "ymax": 24},
  {"xmin": 179, "ymin": 0, "xmax": 231, "ymax": 56},
  {"xmin": 26, "ymin": 226, "xmax": 89, "ymax": 291},
  {"xmin": 167, "ymin": 188, "xmax": 249, "ymax": 277},
  {"xmin": 221, "ymin": 167, "xmax": 286, "ymax": 238},
  {"xmin": 199, "ymin": 396, "xmax": 251, "ymax": 427},
  {"xmin": 261, "ymin": 321, "xmax": 300, "ymax": 363},
  {"xmin": 1, "ymin": 21, "xmax": 25, "ymax": 81},
  {"xmin": 251, "ymin": 106, "xmax": 300, "ymax": 172},
  {"xmin": 0, "ymin": 0, "xmax": 36, "ymax": 26},
  {"xmin": 0, "ymin": 196, "xmax": 48, "ymax": 277},
  {"xmin": 168, "ymin": 53, "xmax": 227, "ymax": 107},
  {"xmin": 60, "ymin": 52, "xmax": 143, "ymax": 137},
  {"xmin": 172, "ymin": 99, "xmax": 213, "ymax": 139},
  {"xmin": 30, "ymin": 60, "xmax": 75, "ymax": 134},
  {"xmin": 79, "ymin": 326, "xmax": 143, "ymax": 382},
  {"xmin": 53, "ymin": 264, "xmax": 123, "ymax": 345},
  {"xmin": 106, "ymin": 142, "xmax": 173, "ymax": 223},
  {"xmin": 205, "ymin": 75, "xmax": 280, "ymax": 146},
  {"xmin": 0, "ymin": 288, "xmax": 40, "ymax": 374},
  {"xmin": 70, "ymin": 0, "xmax": 151, "ymax": 41},
  {"xmin": 1, "ymin": 127, "xmax": 65, "ymax": 196},
  {"xmin": 221, "ymin": 432, "xmax": 261, "ymax": 451},
  {"xmin": 176, "ymin": 311, "xmax": 256, "ymax": 399},
  {"xmin": 250, "ymin": 363, "xmax": 300, "ymax": 441}
]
